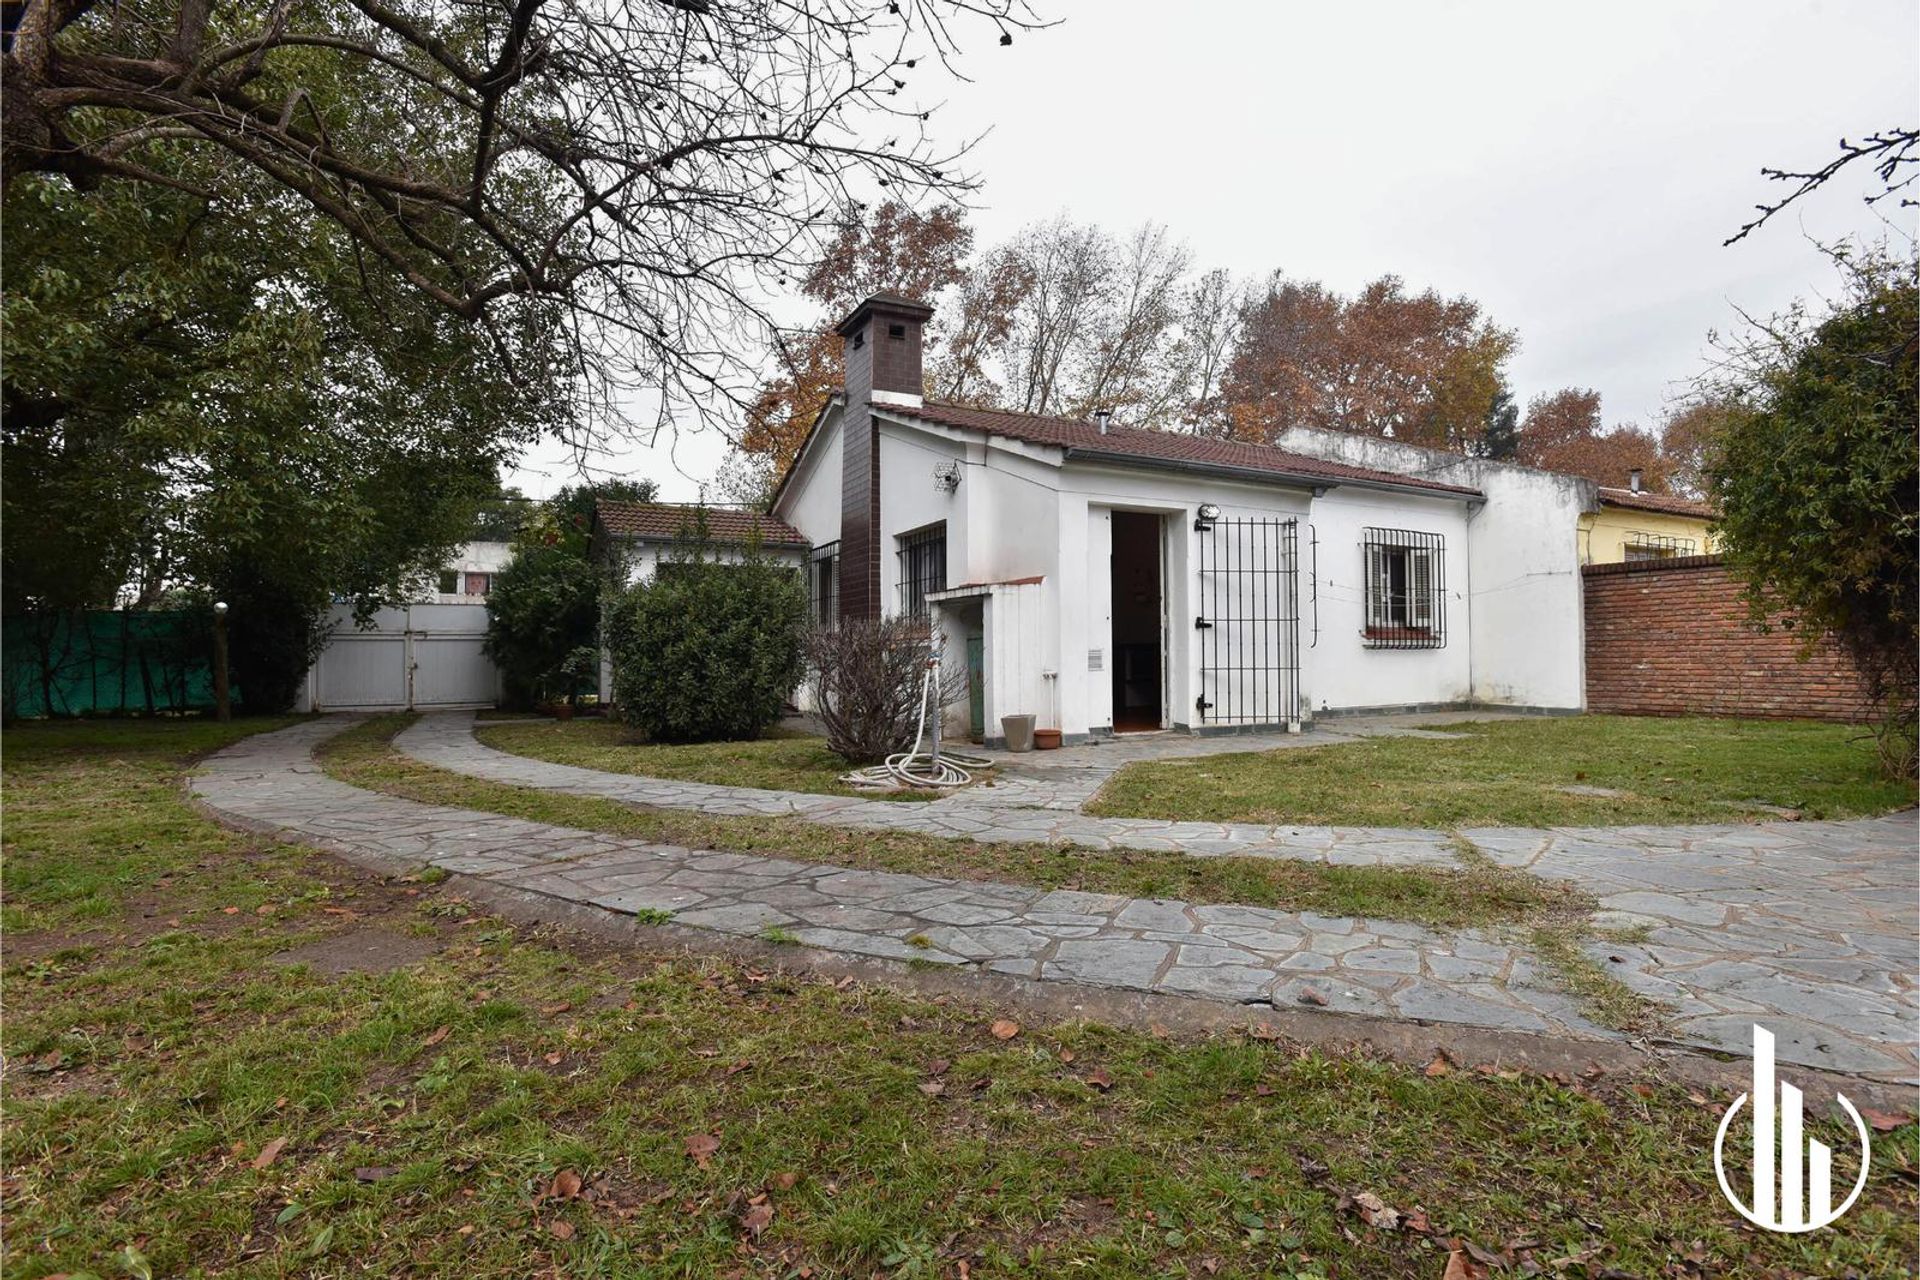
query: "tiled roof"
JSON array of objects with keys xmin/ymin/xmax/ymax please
[
  {"xmin": 595, "ymin": 501, "xmax": 808, "ymax": 547},
  {"xmin": 1595, "ymin": 487, "xmax": 1717, "ymax": 519},
  {"xmin": 880, "ymin": 401, "xmax": 1483, "ymax": 498}
]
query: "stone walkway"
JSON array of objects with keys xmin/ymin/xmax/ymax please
[
  {"xmin": 196, "ymin": 720, "xmax": 1605, "ymax": 1038},
  {"xmin": 192, "ymin": 717, "xmax": 1918, "ymax": 1079},
  {"xmin": 412, "ymin": 714, "xmax": 1920, "ymax": 1079}
]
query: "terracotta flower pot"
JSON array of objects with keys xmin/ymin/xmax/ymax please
[{"xmin": 1033, "ymin": 728, "xmax": 1062, "ymax": 750}]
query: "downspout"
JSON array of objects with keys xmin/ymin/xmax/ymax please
[{"xmin": 1464, "ymin": 497, "xmax": 1482, "ymax": 707}]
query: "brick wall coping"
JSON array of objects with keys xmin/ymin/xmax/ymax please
[{"xmin": 1581, "ymin": 553, "xmax": 1725, "ymax": 578}]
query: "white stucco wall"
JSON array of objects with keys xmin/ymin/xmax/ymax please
[
  {"xmin": 425, "ymin": 540, "xmax": 514, "ymax": 603},
  {"xmin": 1278, "ymin": 428, "xmax": 1589, "ymax": 711},
  {"xmin": 1295, "ymin": 488, "xmax": 1475, "ymax": 714}
]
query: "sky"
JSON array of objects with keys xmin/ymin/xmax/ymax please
[{"xmin": 508, "ymin": 0, "xmax": 1919, "ymax": 502}]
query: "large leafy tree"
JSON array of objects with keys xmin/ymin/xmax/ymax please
[
  {"xmin": 2, "ymin": 136, "xmax": 564, "ymax": 705},
  {"xmin": 2, "ymin": 0, "xmax": 1042, "ymax": 439},
  {"xmin": 1218, "ymin": 273, "xmax": 1516, "ymax": 453},
  {"xmin": 1512, "ymin": 388, "xmax": 1666, "ymax": 490},
  {"xmin": 1707, "ymin": 249, "xmax": 1918, "ymax": 777}
]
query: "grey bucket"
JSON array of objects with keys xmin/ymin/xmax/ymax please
[{"xmin": 1000, "ymin": 714, "xmax": 1036, "ymax": 753}]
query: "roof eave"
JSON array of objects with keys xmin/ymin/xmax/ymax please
[{"xmin": 1059, "ymin": 447, "xmax": 1480, "ymax": 501}]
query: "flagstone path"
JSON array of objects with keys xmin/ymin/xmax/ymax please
[{"xmin": 191, "ymin": 717, "xmax": 1918, "ymax": 1080}]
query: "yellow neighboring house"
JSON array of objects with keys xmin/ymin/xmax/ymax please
[{"xmin": 1579, "ymin": 476, "xmax": 1719, "ymax": 565}]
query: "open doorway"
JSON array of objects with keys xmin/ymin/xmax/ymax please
[{"xmin": 1110, "ymin": 511, "xmax": 1164, "ymax": 732}]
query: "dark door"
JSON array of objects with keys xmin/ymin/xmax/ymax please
[
  {"xmin": 966, "ymin": 635, "xmax": 985, "ymax": 742},
  {"xmin": 1110, "ymin": 511, "xmax": 1164, "ymax": 731}
]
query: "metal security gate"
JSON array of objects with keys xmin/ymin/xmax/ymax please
[
  {"xmin": 1194, "ymin": 517, "xmax": 1300, "ymax": 728},
  {"xmin": 308, "ymin": 603, "xmax": 499, "ymax": 711}
]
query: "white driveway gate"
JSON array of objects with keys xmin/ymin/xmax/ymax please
[{"xmin": 305, "ymin": 603, "xmax": 499, "ymax": 711}]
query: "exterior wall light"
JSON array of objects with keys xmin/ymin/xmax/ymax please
[
  {"xmin": 1194, "ymin": 503, "xmax": 1221, "ymax": 531},
  {"xmin": 932, "ymin": 461, "xmax": 961, "ymax": 494}
]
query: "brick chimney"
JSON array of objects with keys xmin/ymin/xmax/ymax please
[{"xmin": 834, "ymin": 292, "xmax": 933, "ymax": 621}]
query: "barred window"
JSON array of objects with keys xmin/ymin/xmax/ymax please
[
  {"xmin": 1362, "ymin": 528, "xmax": 1445, "ymax": 649},
  {"xmin": 896, "ymin": 524, "xmax": 946, "ymax": 618},
  {"xmin": 437, "ymin": 569, "xmax": 459, "ymax": 595},
  {"xmin": 810, "ymin": 548, "xmax": 839, "ymax": 624}
]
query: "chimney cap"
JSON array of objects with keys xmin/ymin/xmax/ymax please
[
  {"xmin": 1628, "ymin": 467, "xmax": 1644, "ymax": 493},
  {"xmin": 835, "ymin": 291, "xmax": 935, "ymax": 337}
]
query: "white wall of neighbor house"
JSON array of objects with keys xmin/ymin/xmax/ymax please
[
  {"xmin": 426, "ymin": 540, "xmax": 514, "ymax": 602},
  {"xmin": 1277, "ymin": 427, "xmax": 1590, "ymax": 711}
]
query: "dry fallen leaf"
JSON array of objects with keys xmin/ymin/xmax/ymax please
[
  {"xmin": 683, "ymin": 1133, "xmax": 720, "ymax": 1169},
  {"xmin": 549, "ymin": 1169, "xmax": 584, "ymax": 1201},
  {"xmin": 542, "ymin": 1001, "xmax": 573, "ymax": 1016},
  {"xmin": 1298, "ymin": 988, "xmax": 1329, "ymax": 1007},
  {"xmin": 549, "ymin": 1219, "xmax": 575, "ymax": 1240},
  {"xmin": 1352, "ymin": 1190, "xmax": 1400, "ymax": 1230},
  {"xmin": 771, "ymin": 1171, "xmax": 798, "ymax": 1191},
  {"xmin": 543, "ymin": 1050, "xmax": 564, "ymax": 1066},
  {"xmin": 918, "ymin": 1080, "xmax": 947, "ymax": 1097},
  {"xmin": 741, "ymin": 1201, "xmax": 774, "ymax": 1237},
  {"xmin": 1085, "ymin": 1068, "xmax": 1114, "ymax": 1092},
  {"xmin": 1424, "ymin": 1052, "xmax": 1452, "ymax": 1078},
  {"xmin": 421, "ymin": 1025, "xmax": 451, "ymax": 1048},
  {"xmin": 989, "ymin": 1019, "xmax": 1020, "ymax": 1040},
  {"xmin": 221, "ymin": 906, "xmax": 241, "ymax": 915},
  {"xmin": 1441, "ymin": 1248, "xmax": 1486, "ymax": 1280},
  {"xmin": 251, "ymin": 1137, "xmax": 288, "ymax": 1170},
  {"xmin": 1862, "ymin": 1107, "xmax": 1912, "ymax": 1133}
]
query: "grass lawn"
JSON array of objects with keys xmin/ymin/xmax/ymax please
[
  {"xmin": 5, "ymin": 719, "xmax": 1915, "ymax": 1277},
  {"xmin": 1089, "ymin": 716, "xmax": 1918, "ymax": 828},
  {"xmin": 477, "ymin": 717, "xmax": 940, "ymax": 801}
]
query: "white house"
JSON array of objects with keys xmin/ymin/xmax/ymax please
[
  {"xmin": 590, "ymin": 500, "xmax": 811, "ymax": 702},
  {"xmin": 428, "ymin": 540, "xmax": 515, "ymax": 603},
  {"xmin": 766, "ymin": 293, "xmax": 1591, "ymax": 748}
]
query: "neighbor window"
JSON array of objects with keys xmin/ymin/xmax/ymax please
[
  {"xmin": 1362, "ymin": 528, "xmax": 1445, "ymax": 649},
  {"xmin": 896, "ymin": 524, "xmax": 946, "ymax": 618},
  {"xmin": 465, "ymin": 571, "xmax": 492, "ymax": 596},
  {"xmin": 437, "ymin": 569, "xmax": 459, "ymax": 595},
  {"xmin": 1623, "ymin": 531, "xmax": 1695, "ymax": 562}
]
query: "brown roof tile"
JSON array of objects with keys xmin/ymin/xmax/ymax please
[
  {"xmin": 1595, "ymin": 487, "xmax": 1717, "ymax": 519},
  {"xmin": 880, "ymin": 401, "xmax": 1483, "ymax": 498},
  {"xmin": 595, "ymin": 501, "xmax": 808, "ymax": 547}
]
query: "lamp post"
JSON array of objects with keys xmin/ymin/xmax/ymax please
[{"xmin": 212, "ymin": 601, "xmax": 231, "ymax": 722}]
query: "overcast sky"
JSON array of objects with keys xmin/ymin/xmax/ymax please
[{"xmin": 509, "ymin": 0, "xmax": 1918, "ymax": 501}]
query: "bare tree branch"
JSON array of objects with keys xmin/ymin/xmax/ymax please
[{"xmin": 1726, "ymin": 127, "xmax": 1919, "ymax": 246}]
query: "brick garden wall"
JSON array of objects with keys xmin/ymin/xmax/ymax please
[{"xmin": 1582, "ymin": 555, "xmax": 1869, "ymax": 722}]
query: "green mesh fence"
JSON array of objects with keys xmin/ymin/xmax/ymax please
[{"xmin": 2, "ymin": 611, "xmax": 229, "ymax": 718}]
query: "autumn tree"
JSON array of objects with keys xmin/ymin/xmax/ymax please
[
  {"xmin": 1513, "ymin": 389, "xmax": 1665, "ymax": 490},
  {"xmin": 1655, "ymin": 397, "xmax": 1746, "ymax": 497},
  {"xmin": 741, "ymin": 200, "xmax": 976, "ymax": 476},
  {"xmin": 1218, "ymin": 274, "xmax": 1515, "ymax": 452},
  {"xmin": 3, "ymin": 0, "xmax": 1042, "ymax": 442}
]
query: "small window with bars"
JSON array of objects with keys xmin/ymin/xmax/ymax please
[
  {"xmin": 1624, "ymin": 530, "xmax": 1695, "ymax": 561},
  {"xmin": 810, "ymin": 552, "xmax": 839, "ymax": 624},
  {"xmin": 896, "ymin": 524, "xmax": 946, "ymax": 618},
  {"xmin": 1362, "ymin": 527, "xmax": 1445, "ymax": 649}
]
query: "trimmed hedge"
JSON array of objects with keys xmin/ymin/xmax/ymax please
[{"xmin": 606, "ymin": 557, "xmax": 805, "ymax": 742}]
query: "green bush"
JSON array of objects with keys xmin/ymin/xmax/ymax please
[
  {"xmin": 606, "ymin": 556, "xmax": 805, "ymax": 742},
  {"xmin": 484, "ymin": 545, "xmax": 603, "ymax": 707}
]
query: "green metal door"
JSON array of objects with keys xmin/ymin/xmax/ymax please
[{"xmin": 966, "ymin": 635, "xmax": 985, "ymax": 741}]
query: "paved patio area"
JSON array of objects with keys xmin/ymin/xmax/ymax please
[{"xmin": 192, "ymin": 715, "xmax": 1918, "ymax": 1079}]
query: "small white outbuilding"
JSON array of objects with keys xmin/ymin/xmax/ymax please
[{"xmin": 769, "ymin": 293, "xmax": 1592, "ymax": 747}]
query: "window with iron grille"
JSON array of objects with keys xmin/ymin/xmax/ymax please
[
  {"xmin": 896, "ymin": 524, "xmax": 946, "ymax": 617},
  {"xmin": 1362, "ymin": 528, "xmax": 1445, "ymax": 649},
  {"xmin": 1623, "ymin": 530, "xmax": 1695, "ymax": 561},
  {"xmin": 809, "ymin": 551, "xmax": 839, "ymax": 624}
]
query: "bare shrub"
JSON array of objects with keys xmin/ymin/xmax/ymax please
[{"xmin": 805, "ymin": 619, "xmax": 962, "ymax": 764}]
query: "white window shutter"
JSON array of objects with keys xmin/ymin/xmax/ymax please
[
  {"xmin": 1410, "ymin": 549, "xmax": 1433, "ymax": 627},
  {"xmin": 1365, "ymin": 545, "xmax": 1387, "ymax": 629}
]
